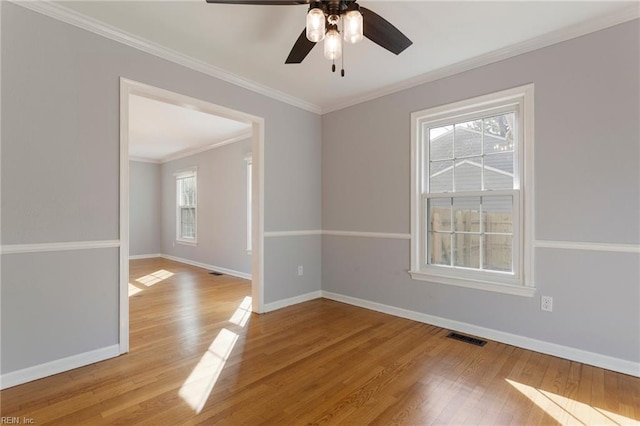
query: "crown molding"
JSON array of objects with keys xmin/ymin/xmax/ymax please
[
  {"xmin": 12, "ymin": 0, "xmax": 322, "ymax": 115},
  {"xmin": 129, "ymin": 130, "xmax": 251, "ymax": 164},
  {"xmin": 160, "ymin": 130, "xmax": 252, "ymax": 164},
  {"xmin": 11, "ymin": 1, "xmax": 639, "ymax": 116},
  {"xmin": 129, "ymin": 156, "xmax": 161, "ymax": 164},
  {"xmin": 322, "ymin": 5, "xmax": 640, "ymax": 114}
]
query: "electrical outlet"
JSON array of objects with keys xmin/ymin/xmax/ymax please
[
  {"xmin": 297, "ymin": 265, "xmax": 303, "ymax": 276},
  {"xmin": 541, "ymin": 296, "xmax": 553, "ymax": 312}
]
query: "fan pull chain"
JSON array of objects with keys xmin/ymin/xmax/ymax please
[
  {"xmin": 332, "ymin": 60, "xmax": 336, "ymax": 73},
  {"xmin": 340, "ymin": 17, "xmax": 345, "ymax": 77}
]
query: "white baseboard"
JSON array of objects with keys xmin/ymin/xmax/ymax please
[
  {"xmin": 263, "ymin": 290, "xmax": 322, "ymax": 313},
  {"xmin": 160, "ymin": 254, "xmax": 252, "ymax": 280},
  {"xmin": 0, "ymin": 344, "xmax": 120, "ymax": 390},
  {"xmin": 321, "ymin": 291, "xmax": 640, "ymax": 378},
  {"xmin": 129, "ymin": 253, "xmax": 162, "ymax": 260}
]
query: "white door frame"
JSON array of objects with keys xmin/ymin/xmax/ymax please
[{"xmin": 119, "ymin": 78, "xmax": 265, "ymax": 354}]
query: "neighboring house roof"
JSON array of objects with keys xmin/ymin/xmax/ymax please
[
  {"xmin": 428, "ymin": 126, "xmax": 514, "ymax": 198},
  {"xmin": 429, "ymin": 126, "xmax": 514, "ymax": 175},
  {"xmin": 431, "ymin": 159, "xmax": 513, "ymax": 179}
]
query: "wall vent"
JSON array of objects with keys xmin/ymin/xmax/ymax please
[{"xmin": 446, "ymin": 332, "xmax": 487, "ymax": 347}]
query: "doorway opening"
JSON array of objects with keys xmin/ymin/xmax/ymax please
[{"xmin": 119, "ymin": 78, "xmax": 265, "ymax": 354}]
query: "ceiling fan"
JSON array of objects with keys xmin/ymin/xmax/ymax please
[{"xmin": 205, "ymin": 0, "xmax": 413, "ymax": 75}]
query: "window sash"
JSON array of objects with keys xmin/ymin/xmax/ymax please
[
  {"xmin": 421, "ymin": 191, "xmax": 520, "ymax": 279},
  {"xmin": 180, "ymin": 207, "xmax": 196, "ymax": 239},
  {"xmin": 423, "ymin": 107, "xmax": 520, "ymax": 194},
  {"xmin": 176, "ymin": 172, "xmax": 197, "ymax": 242},
  {"xmin": 420, "ymin": 106, "xmax": 520, "ymax": 279}
]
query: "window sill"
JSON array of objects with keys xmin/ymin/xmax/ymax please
[
  {"xmin": 176, "ymin": 239, "xmax": 197, "ymax": 247},
  {"xmin": 408, "ymin": 270, "xmax": 536, "ymax": 297}
]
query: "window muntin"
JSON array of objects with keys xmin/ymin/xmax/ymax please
[
  {"xmin": 410, "ymin": 85, "xmax": 534, "ymax": 295},
  {"xmin": 176, "ymin": 169, "xmax": 197, "ymax": 243}
]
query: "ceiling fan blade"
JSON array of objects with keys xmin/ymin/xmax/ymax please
[
  {"xmin": 285, "ymin": 29, "xmax": 316, "ymax": 64},
  {"xmin": 360, "ymin": 6, "xmax": 412, "ymax": 55},
  {"xmin": 205, "ymin": 0, "xmax": 308, "ymax": 4}
]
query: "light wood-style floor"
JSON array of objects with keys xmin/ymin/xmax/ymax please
[{"xmin": 2, "ymin": 258, "xmax": 638, "ymax": 425}]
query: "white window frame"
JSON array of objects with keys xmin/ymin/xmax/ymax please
[
  {"xmin": 175, "ymin": 167, "xmax": 198, "ymax": 245},
  {"xmin": 245, "ymin": 154, "xmax": 253, "ymax": 254},
  {"xmin": 410, "ymin": 85, "xmax": 535, "ymax": 297}
]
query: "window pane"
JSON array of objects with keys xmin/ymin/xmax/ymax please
[
  {"xmin": 484, "ymin": 235, "xmax": 513, "ymax": 272},
  {"xmin": 454, "ymin": 120, "xmax": 482, "ymax": 158},
  {"xmin": 454, "ymin": 234, "xmax": 480, "ymax": 268},
  {"xmin": 181, "ymin": 207, "xmax": 195, "ymax": 239},
  {"xmin": 429, "ymin": 232, "xmax": 451, "ymax": 266},
  {"xmin": 454, "ymin": 157, "xmax": 481, "ymax": 192},
  {"xmin": 484, "ymin": 152, "xmax": 513, "ymax": 190},
  {"xmin": 483, "ymin": 113, "xmax": 514, "ymax": 154},
  {"xmin": 428, "ymin": 198, "xmax": 451, "ymax": 232},
  {"xmin": 429, "ymin": 160, "xmax": 453, "ymax": 193},
  {"xmin": 453, "ymin": 197, "xmax": 480, "ymax": 232},
  {"xmin": 483, "ymin": 196, "xmax": 513, "ymax": 233},
  {"xmin": 179, "ymin": 176, "xmax": 196, "ymax": 206},
  {"xmin": 429, "ymin": 125, "xmax": 453, "ymax": 161}
]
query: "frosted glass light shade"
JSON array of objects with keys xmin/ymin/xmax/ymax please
[
  {"xmin": 306, "ymin": 8, "xmax": 325, "ymax": 42},
  {"xmin": 323, "ymin": 28, "xmax": 342, "ymax": 60},
  {"xmin": 343, "ymin": 10, "xmax": 363, "ymax": 43}
]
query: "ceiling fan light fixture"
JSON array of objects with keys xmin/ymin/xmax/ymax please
[
  {"xmin": 323, "ymin": 26, "xmax": 342, "ymax": 60},
  {"xmin": 343, "ymin": 9, "xmax": 363, "ymax": 44},
  {"xmin": 306, "ymin": 6, "xmax": 325, "ymax": 42}
]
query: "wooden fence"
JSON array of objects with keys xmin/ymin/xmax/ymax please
[{"xmin": 430, "ymin": 208, "xmax": 512, "ymax": 271}]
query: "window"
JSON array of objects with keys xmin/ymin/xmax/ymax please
[
  {"xmin": 176, "ymin": 168, "xmax": 197, "ymax": 244},
  {"xmin": 410, "ymin": 85, "xmax": 534, "ymax": 296},
  {"xmin": 245, "ymin": 155, "xmax": 253, "ymax": 253}
]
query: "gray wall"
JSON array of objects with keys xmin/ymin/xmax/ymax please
[
  {"xmin": 322, "ymin": 20, "xmax": 640, "ymax": 363},
  {"xmin": 1, "ymin": 2, "xmax": 321, "ymax": 375},
  {"xmin": 129, "ymin": 161, "xmax": 161, "ymax": 256},
  {"xmin": 161, "ymin": 139, "xmax": 252, "ymax": 275}
]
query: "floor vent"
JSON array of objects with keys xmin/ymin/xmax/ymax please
[
  {"xmin": 209, "ymin": 271, "xmax": 224, "ymax": 276},
  {"xmin": 446, "ymin": 332, "xmax": 487, "ymax": 347}
]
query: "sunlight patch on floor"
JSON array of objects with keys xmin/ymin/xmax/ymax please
[
  {"xmin": 179, "ymin": 294, "xmax": 254, "ymax": 413},
  {"xmin": 506, "ymin": 379, "xmax": 636, "ymax": 425},
  {"xmin": 128, "ymin": 283, "xmax": 143, "ymax": 297},
  {"xmin": 136, "ymin": 269, "xmax": 174, "ymax": 286},
  {"xmin": 229, "ymin": 296, "xmax": 252, "ymax": 327},
  {"xmin": 179, "ymin": 328, "xmax": 239, "ymax": 413}
]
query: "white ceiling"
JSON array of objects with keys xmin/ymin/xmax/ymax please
[
  {"xmin": 54, "ymin": 1, "xmax": 638, "ymax": 113},
  {"xmin": 128, "ymin": 94, "xmax": 251, "ymax": 162}
]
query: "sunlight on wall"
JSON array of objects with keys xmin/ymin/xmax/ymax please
[
  {"xmin": 179, "ymin": 296, "xmax": 253, "ymax": 413},
  {"xmin": 506, "ymin": 379, "xmax": 636, "ymax": 425},
  {"xmin": 136, "ymin": 269, "xmax": 174, "ymax": 286}
]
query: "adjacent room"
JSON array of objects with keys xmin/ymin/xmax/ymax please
[
  {"xmin": 127, "ymin": 91, "xmax": 253, "ymax": 278},
  {"xmin": 1, "ymin": 0, "xmax": 638, "ymax": 424}
]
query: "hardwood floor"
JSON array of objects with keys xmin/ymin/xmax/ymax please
[{"xmin": 2, "ymin": 258, "xmax": 638, "ymax": 425}]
